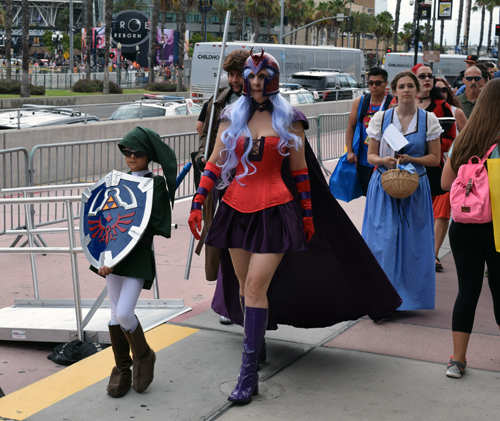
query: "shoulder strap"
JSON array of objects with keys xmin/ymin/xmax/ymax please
[
  {"xmin": 482, "ymin": 142, "xmax": 499, "ymax": 164},
  {"xmin": 357, "ymin": 94, "xmax": 371, "ymax": 124},
  {"xmin": 383, "ymin": 94, "xmax": 393, "ymax": 110}
]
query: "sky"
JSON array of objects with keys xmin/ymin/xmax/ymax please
[{"xmin": 384, "ymin": 0, "xmax": 498, "ymax": 47}]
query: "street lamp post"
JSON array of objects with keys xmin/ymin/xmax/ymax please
[
  {"xmin": 117, "ymin": 42, "xmax": 122, "ymax": 86},
  {"xmin": 52, "ymin": 31, "xmax": 63, "ymax": 59},
  {"xmin": 199, "ymin": 0, "xmax": 213, "ymax": 42},
  {"xmin": 135, "ymin": 44, "xmax": 140, "ymax": 65}
]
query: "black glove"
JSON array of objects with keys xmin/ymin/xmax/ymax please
[{"xmin": 196, "ymin": 155, "xmax": 206, "ymax": 172}]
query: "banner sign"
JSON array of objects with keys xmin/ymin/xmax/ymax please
[{"xmin": 438, "ymin": 0, "xmax": 453, "ymax": 20}]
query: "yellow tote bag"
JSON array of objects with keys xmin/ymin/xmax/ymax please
[{"xmin": 488, "ymin": 157, "xmax": 500, "ymax": 253}]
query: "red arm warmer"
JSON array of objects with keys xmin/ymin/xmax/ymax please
[
  {"xmin": 188, "ymin": 162, "xmax": 222, "ymax": 239},
  {"xmin": 291, "ymin": 167, "xmax": 314, "ymax": 242}
]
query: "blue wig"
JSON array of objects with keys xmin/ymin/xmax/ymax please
[{"xmin": 217, "ymin": 69, "xmax": 303, "ymax": 188}]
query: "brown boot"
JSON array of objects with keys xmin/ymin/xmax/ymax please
[
  {"xmin": 107, "ymin": 324, "xmax": 132, "ymax": 398},
  {"xmin": 123, "ymin": 320, "xmax": 156, "ymax": 393}
]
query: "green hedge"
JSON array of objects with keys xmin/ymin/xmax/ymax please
[
  {"xmin": 0, "ymin": 81, "xmax": 46, "ymax": 95},
  {"xmin": 146, "ymin": 82, "xmax": 185, "ymax": 92},
  {"xmin": 72, "ymin": 78, "xmax": 123, "ymax": 94}
]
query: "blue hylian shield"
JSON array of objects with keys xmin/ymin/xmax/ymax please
[{"xmin": 80, "ymin": 170, "xmax": 154, "ymax": 268}]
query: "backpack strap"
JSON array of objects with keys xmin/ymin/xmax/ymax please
[
  {"xmin": 357, "ymin": 93, "xmax": 371, "ymax": 124},
  {"xmin": 481, "ymin": 143, "xmax": 499, "ymax": 164},
  {"xmin": 383, "ymin": 94, "xmax": 393, "ymax": 110}
]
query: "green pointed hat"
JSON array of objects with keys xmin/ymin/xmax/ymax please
[{"xmin": 118, "ymin": 127, "xmax": 177, "ymax": 207}]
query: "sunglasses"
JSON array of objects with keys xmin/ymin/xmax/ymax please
[
  {"xmin": 464, "ymin": 76, "xmax": 482, "ymax": 82},
  {"xmin": 435, "ymin": 87, "xmax": 449, "ymax": 94},
  {"xmin": 417, "ymin": 74, "xmax": 435, "ymax": 80},
  {"xmin": 122, "ymin": 149, "xmax": 147, "ymax": 158},
  {"xmin": 367, "ymin": 80, "xmax": 386, "ymax": 86}
]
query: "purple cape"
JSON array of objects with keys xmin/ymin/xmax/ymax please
[{"xmin": 211, "ymin": 119, "xmax": 402, "ymax": 330}]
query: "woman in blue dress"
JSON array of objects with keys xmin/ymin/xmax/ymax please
[{"xmin": 362, "ymin": 70, "xmax": 442, "ymax": 311}]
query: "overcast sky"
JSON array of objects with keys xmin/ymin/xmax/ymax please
[{"xmin": 385, "ymin": 0, "xmax": 497, "ymax": 47}]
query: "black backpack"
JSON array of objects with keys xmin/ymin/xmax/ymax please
[{"xmin": 357, "ymin": 93, "xmax": 393, "ymax": 124}]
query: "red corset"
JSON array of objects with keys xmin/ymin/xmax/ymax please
[{"xmin": 223, "ymin": 136, "xmax": 293, "ymax": 213}]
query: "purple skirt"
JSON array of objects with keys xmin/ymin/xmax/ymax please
[{"xmin": 205, "ymin": 200, "xmax": 307, "ymax": 254}]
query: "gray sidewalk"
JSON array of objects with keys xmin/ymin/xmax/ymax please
[{"xmin": 1, "ymin": 159, "xmax": 498, "ymax": 421}]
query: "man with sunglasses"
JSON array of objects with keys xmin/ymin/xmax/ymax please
[
  {"xmin": 452, "ymin": 54, "xmax": 478, "ymax": 90},
  {"xmin": 458, "ymin": 66, "xmax": 483, "ymax": 118},
  {"xmin": 345, "ymin": 68, "xmax": 393, "ymax": 195}
]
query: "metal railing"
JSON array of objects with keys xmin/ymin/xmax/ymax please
[
  {"xmin": 0, "ymin": 69, "xmax": 154, "ymax": 89},
  {"xmin": 27, "ymin": 132, "xmax": 198, "ymax": 232},
  {"xmin": 0, "ymin": 147, "xmax": 29, "ymax": 237},
  {"xmin": 1, "ymin": 113, "xmax": 349, "ymax": 240},
  {"xmin": 317, "ymin": 113, "xmax": 350, "ymax": 165}
]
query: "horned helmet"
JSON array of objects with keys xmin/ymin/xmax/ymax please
[{"xmin": 242, "ymin": 48, "xmax": 280, "ymax": 97}]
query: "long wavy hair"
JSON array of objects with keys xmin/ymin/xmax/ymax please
[
  {"xmin": 451, "ymin": 79, "xmax": 500, "ymax": 173},
  {"xmin": 217, "ymin": 68, "xmax": 302, "ymax": 188}
]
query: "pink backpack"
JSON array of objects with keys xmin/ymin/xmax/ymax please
[{"xmin": 450, "ymin": 144, "xmax": 498, "ymax": 224}]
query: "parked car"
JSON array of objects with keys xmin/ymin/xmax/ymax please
[
  {"xmin": 289, "ymin": 69, "xmax": 364, "ymax": 101},
  {"xmin": 109, "ymin": 98, "xmax": 202, "ymax": 120},
  {"xmin": 279, "ymin": 84, "xmax": 320, "ymax": 105},
  {"xmin": 0, "ymin": 105, "xmax": 101, "ymax": 130}
]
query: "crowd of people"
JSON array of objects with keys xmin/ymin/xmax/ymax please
[{"xmin": 83, "ymin": 49, "xmax": 500, "ymax": 404}]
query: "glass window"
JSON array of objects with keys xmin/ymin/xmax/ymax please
[
  {"xmin": 296, "ymin": 94, "xmax": 307, "ymax": 104},
  {"xmin": 111, "ymin": 105, "xmax": 165, "ymax": 120},
  {"xmin": 303, "ymin": 92, "xmax": 314, "ymax": 103},
  {"xmin": 339, "ymin": 76, "xmax": 349, "ymax": 88},
  {"xmin": 189, "ymin": 105, "xmax": 202, "ymax": 115},
  {"xmin": 347, "ymin": 76, "xmax": 358, "ymax": 88},
  {"xmin": 175, "ymin": 105, "xmax": 188, "ymax": 115},
  {"xmin": 326, "ymin": 78, "xmax": 337, "ymax": 88}
]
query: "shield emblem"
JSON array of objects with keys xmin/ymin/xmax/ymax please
[{"xmin": 80, "ymin": 170, "xmax": 154, "ymax": 268}]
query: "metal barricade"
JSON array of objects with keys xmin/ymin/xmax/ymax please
[
  {"xmin": 0, "ymin": 147, "xmax": 30, "ymax": 237},
  {"xmin": 306, "ymin": 116, "xmax": 319, "ymax": 157},
  {"xmin": 28, "ymin": 133, "xmax": 198, "ymax": 231},
  {"xmin": 317, "ymin": 113, "xmax": 350, "ymax": 164}
]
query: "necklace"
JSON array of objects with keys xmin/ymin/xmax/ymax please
[{"xmin": 417, "ymin": 95, "xmax": 430, "ymax": 104}]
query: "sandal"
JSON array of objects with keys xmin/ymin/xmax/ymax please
[{"xmin": 435, "ymin": 256, "xmax": 443, "ymax": 272}]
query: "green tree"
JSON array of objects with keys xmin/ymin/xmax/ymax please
[
  {"xmin": 352, "ymin": 12, "xmax": 375, "ymax": 50},
  {"xmin": 113, "ymin": 0, "xmax": 148, "ymax": 13},
  {"xmin": 56, "ymin": 7, "xmax": 70, "ymax": 32},
  {"xmin": 85, "ymin": 0, "xmax": 92, "ymax": 78},
  {"xmin": 313, "ymin": 2, "xmax": 330, "ymax": 45},
  {"xmin": 285, "ymin": 0, "xmax": 303, "ymax": 45},
  {"xmin": 456, "ymin": 0, "xmax": 465, "ymax": 46},
  {"xmin": 327, "ymin": 0, "xmax": 348, "ymax": 46},
  {"xmin": 399, "ymin": 21, "xmax": 413, "ymax": 52},
  {"xmin": 211, "ymin": 0, "xmax": 236, "ymax": 37},
  {"xmin": 373, "ymin": 11, "xmax": 393, "ymax": 62},
  {"xmin": 302, "ymin": 0, "xmax": 316, "ymax": 45},
  {"xmin": 149, "ymin": 0, "xmax": 160, "ymax": 84}
]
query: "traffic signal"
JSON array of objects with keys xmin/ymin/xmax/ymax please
[
  {"xmin": 496, "ymin": 24, "xmax": 500, "ymax": 37},
  {"xmin": 109, "ymin": 52, "xmax": 115, "ymax": 59},
  {"xmin": 386, "ymin": 48, "xmax": 392, "ymax": 53}
]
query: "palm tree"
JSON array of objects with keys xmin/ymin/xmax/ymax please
[
  {"xmin": 313, "ymin": 2, "xmax": 330, "ymax": 45},
  {"xmin": 474, "ymin": 1, "xmax": 487, "ymax": 56},
  {"xmin": 456, "ymin": 0, "xmax": 465, "ymax": 46},
  {"xmin": 399, "ymin": 21, "xmax": 413, "ymax": 52},
  {"xmin": 211, "ymin": 0, "xmax": 235, "ymax": 37},
  {"xmin": 486, "ymin": 1, "xmax": 496, "ymax": 55},
  {"xmin": 303, "ymin": 0, "xmax": 316, "ymax": 45},
  {"xmin": 464, "ymin": 0, "xmax": 472, "ymax": 51},
  {"xmin": 20, "ymin": 0, "xmax": 29, "ymax": 97},
  {"xmin": 85, "ymin": 0, "xmax": 92, "ymax": 79},
  {"xmin": 113, "ymin": 0, "xmax": 148, "ymax": 12},
  {"xmin": 327, "ymin": 0, "xmax": 348, "ymax": 47},
  {"xmin": 177, "ymin": 0, "xmax": 188, "ymax": 92},
  {"xmin": 393, "ymin": 0, "xmax": 402, "ymax": 51},
  {"xmin": 439, "ymin": 19, "xmax": 445, "ymax": 53},
  {"xmin": 5, "ymin": 0, "xmax": 12, "ymax": 82},
  {"xmin": 373, "ymin": 11, "xmax": 393, "ymax": 62},
  {"xmin": 102, "ymin": 0, "xmax": 114, "ymax": 94},
  {"xmin": 235, "ymin": 0, "xmax": 245, "ymax": 41},
  {"xmin": 285, "ymin": 0, "xmax": 303, "ymax": 45},
  {"xmin": 149, "ymin": 0, "xmax": 160, "ymax": 84},
  {"xmin": 263, "ymin": 2, "xmax": 280, "ymax": 43},
  {"xmin": 422, "ymin": 21, "xmax": 431, "ymax": 50}
]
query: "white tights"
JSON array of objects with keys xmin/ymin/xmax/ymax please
[{"xmin": 106, "ymin": 273, "xmax": 144, "ymax": 331}]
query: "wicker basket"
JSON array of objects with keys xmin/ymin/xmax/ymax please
[{"xmin": 381, "ymin": 159, "xmax": 419, "ymax": 199}]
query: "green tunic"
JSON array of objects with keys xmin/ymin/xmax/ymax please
[{"xmin": 91, "ymin": 174, "xmax": 171, "ymax": 290}]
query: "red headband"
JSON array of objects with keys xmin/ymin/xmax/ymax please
[{"xmin": 411, "ymin": 63, "xmax": 424, "ymax": 74}]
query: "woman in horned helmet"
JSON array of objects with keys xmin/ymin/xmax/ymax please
[{"xmin": 188, "ymin": 49, "xmax": 402, "ymax": 404}]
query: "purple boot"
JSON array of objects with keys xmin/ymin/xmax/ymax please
[
  {"xmin": 228, "ymin": 306, "xmax": 268, "ymax": 404},
  {"xmin": 239, "ymin": 295, "xmax": 266, "ymax": 364}
]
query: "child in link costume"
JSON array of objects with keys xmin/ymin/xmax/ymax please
[{"xmin": 93, "ymin": 127, "xmax": 176, "ymax": 398}]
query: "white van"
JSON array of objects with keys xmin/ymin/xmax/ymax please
[
  {"xmin": 384, "ymin": 53, "xmax": 498, "ymax": 84},
  {"xmin": 191, "ymin": 42, "xmax": 366, "ymax": 102}
]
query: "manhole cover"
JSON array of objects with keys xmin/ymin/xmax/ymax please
[{"xmin": 219, "ymin": 380, "xmax": 283, "ymax": 401}]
